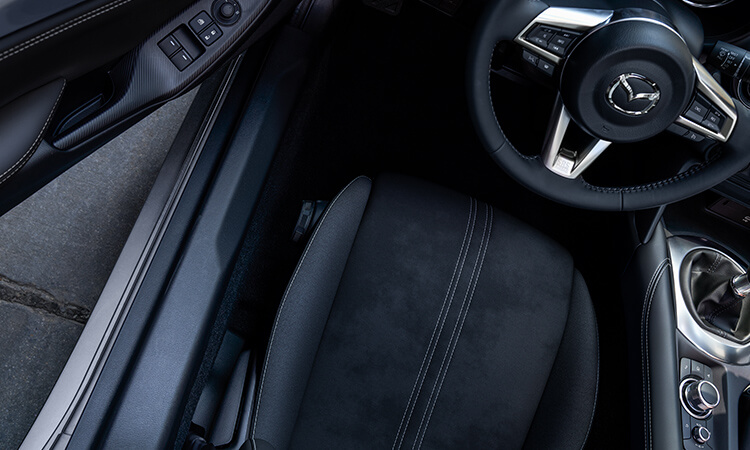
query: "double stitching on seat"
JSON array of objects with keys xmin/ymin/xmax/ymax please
[
  {"xmin": 251, "ymin": 176, "xmax": 371, "ymax": 440},
  {"xmin": 392, "ymin": 197, "xmax": 477, "ymax": 450},
  {"xmin": 641, "ymin": 259, "xmax": 670, "ymax": 450},
  {"xmin": 413, "ymin": 205, "xmax": 494, "ymax": 449}
]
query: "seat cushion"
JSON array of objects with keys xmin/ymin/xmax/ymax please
[{"xmin": 251, "ymin": 174, "xmax": 598, "ymax": 450}]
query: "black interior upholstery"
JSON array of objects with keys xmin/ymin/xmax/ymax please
[{"xmin": 251, "ymin": 174, "xmax": 599, "ymax": 449}]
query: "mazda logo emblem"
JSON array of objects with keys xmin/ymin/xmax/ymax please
[{"xmin": 606, "ymin": 73, "xmax": 661, "ymax": 116}]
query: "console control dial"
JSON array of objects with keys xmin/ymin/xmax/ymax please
[
  {"xmin": 681, "ymin": 379, "xmax": 720, "ymax": 419},
  {"xmin": 692, "ymin": 425, "xmax": 711, "ymax": 444}
]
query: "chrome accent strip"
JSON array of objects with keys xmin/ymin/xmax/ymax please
[
  {"xmin": 541, "ymin": 97, "xmax": 611, "ymax": 179},
  {"xmin": 732, "ymin": 273, "xmax": 750, "ymax": 298},
  {"xmin": 667, "ymin": 236, "xmax": 750, "ymax": 365},
  {"xmin": 675, "ymin": 57, "xmax": 738, "ymax": 142},
  {"xmin": 514, "ymin": 7, "xmax": 613, "ymax": 65},
  {"xmin": 682, "ymin": 0, "xmax": 735, "ymax": 8},
  {"xmin": 20, "ymin": 54, "xmax": 245, "ymax": 450}
]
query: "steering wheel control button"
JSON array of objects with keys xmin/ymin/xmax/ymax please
[
  {"xmin": 701, "ymin": 116, "xmax": 721, "ymax": 133},
  {"xmin": 526, "ymin": 26, "xmax": 556, "ymax": 47},
  {"xmin": 685, "ymin": 131, "xmax": 705, "ymax": 142},
  {"xmin": 199, "ymin": 25, "xmax": 223, "ymax": 46},
  {"xmin": 547, "ymin": 42, "xmax": 566, "ymax": 57},
  {"xmin": 212, "ymin": 0, "xmax": 241, "ymax": 26},
  {"xmin": 536, "ymin": 59, "xmax": 555, "ymax": 76},
  {"xmin": 170, "ymin": 49, "xmax": 193, "ymax": 71},
  {"xmin": 702, "ymin": 110, "xmax": 725, "ymax": 133},
  {"xmin": 522, "ymin": 50, "xmax": 539, "ymax": 66},
  {"xmin": 524, "ymin": 25, "xmax": 581, "ymax": 58},
  {"xmin": 685, "ymin": 98, "xmax": 710, "ymax": 123},
  {"xmin": 189, "ymin": 11, "xmax": 212, "ymax": 34},
  {"xmin": 158, "ymin": 35, "xmax": 181, "ymax": 57}
]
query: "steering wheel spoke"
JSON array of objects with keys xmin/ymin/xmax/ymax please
[
  {"xmin": 672, "ymin": 57, "xmax": 738, "ymax": 143},
  {"xmin": 541, "ymin": 96, "xmax": 611, "ymax": 179},
  {"xmin": 514, "ymin": 7, "xmax": 612, "ymax": 71}
]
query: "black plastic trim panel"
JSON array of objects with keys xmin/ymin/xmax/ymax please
[{"xmin": 67, "ymin": 26, "xmax": 313, "ymax": 449}]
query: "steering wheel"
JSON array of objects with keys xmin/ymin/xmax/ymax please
[{"xmin": 468, "ymin": 0, "xmax": 750, "ymax": 211}]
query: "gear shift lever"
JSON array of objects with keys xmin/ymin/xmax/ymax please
[
  {"xmin": 733, "ymin": 272, "xmax": 750, "ymax": 299},
  {"xmin": 683, "ymin": 251, "xmax": 750, "ymax": 342}
]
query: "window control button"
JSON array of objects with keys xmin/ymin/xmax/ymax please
[
  {"xmin": 158, "ymin": 34, "xmax": 181, "ymax": 57},
  {"xmin": 685, "ymin": 98, "xmax": 710, "ymax": 123},
  {"xmin": 170, "ymin": 49, "xmax": 193, "ymax": 71},
  {"xmin": 189, "ymin": 11, "xmax": 213, "ymax": 34},
  {"xmin": 199, "ymin": 24, "xmax": 222, "ymax": 46}
]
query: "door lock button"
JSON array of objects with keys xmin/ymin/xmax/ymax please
[{"xmin": 189, "ymin": 11, "xmax": 213, "ymax": 34}]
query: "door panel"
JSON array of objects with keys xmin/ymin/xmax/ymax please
[{"xmin": 0, "ymin": 0, "xmax": 297, "ymax": 216}]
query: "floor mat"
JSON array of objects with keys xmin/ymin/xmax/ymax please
[
  {"xmin": 0, "ymin": 301, "xmax": 82, "ymax": 450},
  {"xmin": 0, "ymin": 90, "xmax": 196, "ymax": 449}
]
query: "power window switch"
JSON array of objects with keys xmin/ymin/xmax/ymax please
[
  {"xmin": 199, "ymin": 24, "xmax": 223, "ymax": 46},
  {"xmin": 170, "ymin": 49, "xmax": 193, "ymax": 71},
  {"xmin": 158, "ymin": 34, "xmax": 181, "ymax": 57}
]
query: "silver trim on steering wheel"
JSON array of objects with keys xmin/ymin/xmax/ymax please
[
  {"xmin": 541, "ymin": 96, "xmax": 612, "ymax": 179},
  {"xmin": 514, "ymin": 7, "xmax": 613, "ymax": 65},
  {"xmin": 674, "ymin": 57, "xmax": 738, "ymax": 142}
]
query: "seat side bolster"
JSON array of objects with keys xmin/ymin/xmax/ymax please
[
  {"xmin": 251, "ymin": 176, "xmax": 372, "ymax": 449},
  {"xmin": 522, "ymin": 270, "xmax": 600, "ymax": 450}
]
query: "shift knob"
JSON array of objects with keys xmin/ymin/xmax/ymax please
[
  {"xmin": 682, "ymin": 380, "xmax": 720, "ymax": 417},
  {"xmin": 732, "ymin": 272, "xmax": 749, "ymax": 298}
]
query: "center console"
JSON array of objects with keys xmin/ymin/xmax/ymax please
[{"xmin": 668, "ymin": 236, "xmax": 750, "ymax": 450}]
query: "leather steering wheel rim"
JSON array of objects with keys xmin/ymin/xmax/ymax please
[{"xmin": 467, "ymin": 0, "xmax": 750, "ymax": 211}]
